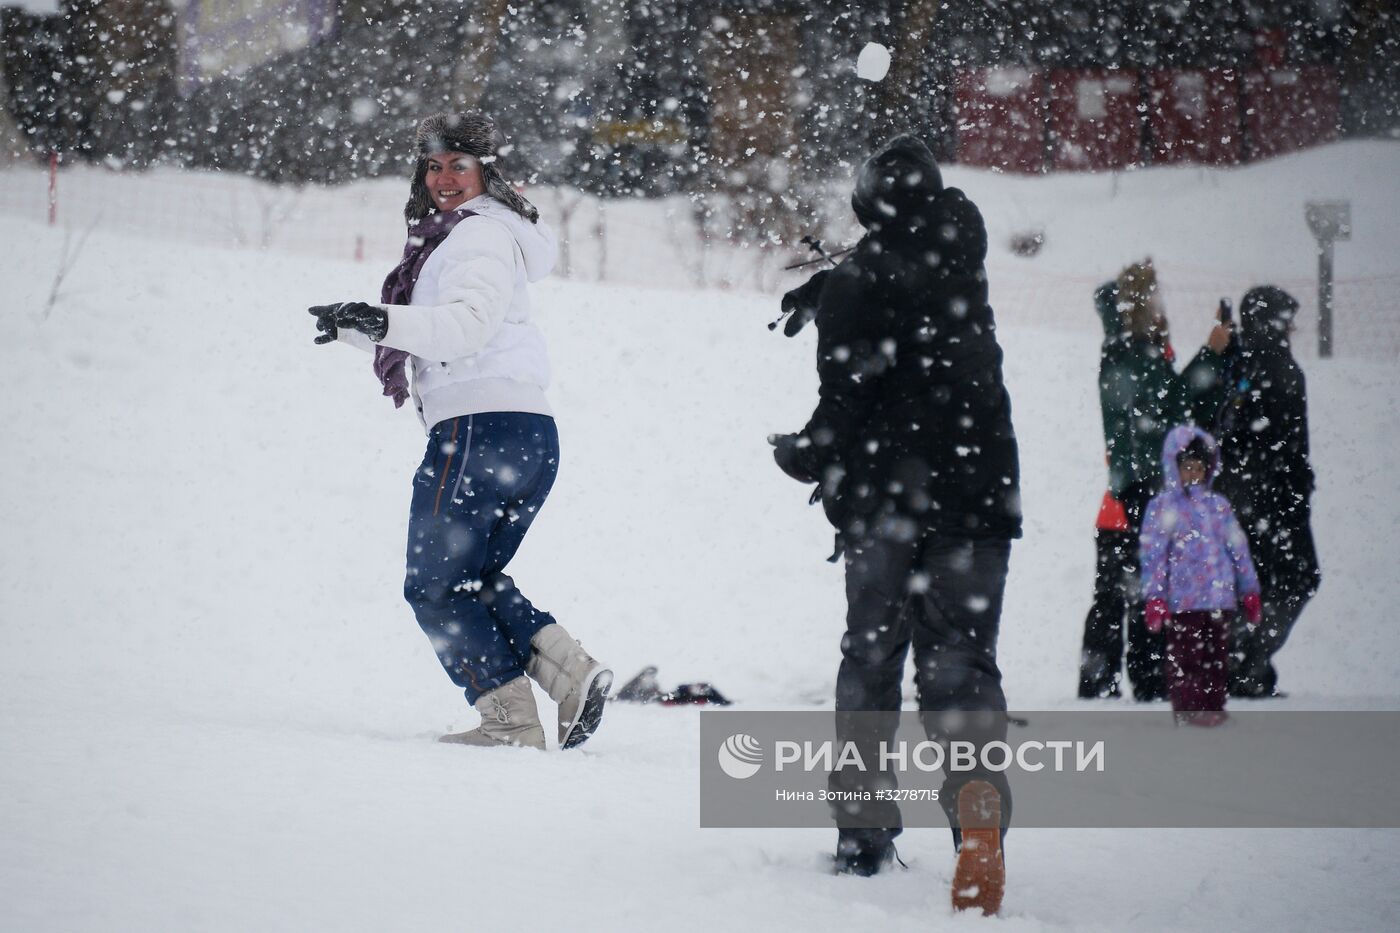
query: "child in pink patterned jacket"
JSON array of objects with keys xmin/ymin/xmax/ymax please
[{"xmin": 1140, "ymin": 426, "xmax": 1262, "ymax": 725}]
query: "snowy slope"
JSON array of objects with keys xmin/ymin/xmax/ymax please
[
  {"xmin": 3, "ymin": 141, "xmax": 1397, "ymax": 357},
  {"xmin": 2, "ymin": 154, "xmax": 1399, "ymax": 931}
]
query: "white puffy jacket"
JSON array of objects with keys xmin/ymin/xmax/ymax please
[{"xmin": 341, "ymin": 193, "xmax": 558, "ymax": 431}]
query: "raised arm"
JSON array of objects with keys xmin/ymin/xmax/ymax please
[{"xmin": 792, "ymin": 264, "xmax": 886, "ymax": 478}]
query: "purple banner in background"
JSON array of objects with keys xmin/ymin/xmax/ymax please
[{"xmin": 179, "ymin": 0, "xmax": 338, "ymax": 93}]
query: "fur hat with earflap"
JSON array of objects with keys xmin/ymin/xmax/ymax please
[
  {"xmin": 403, "ymin": 111, "xmax": 540, "ymax": 225},
  {"xmin": 1116, "ymin": 259, "xmax": 1161, "ymax": 340}
]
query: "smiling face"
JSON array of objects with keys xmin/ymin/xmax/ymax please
[
  {"xmin": 1179, "ymin": 456, "xmax": 1208, "ymax": 486},
  {"xmin": 424, "ymin": 151, "xmax": 484, "ymax": 212}
]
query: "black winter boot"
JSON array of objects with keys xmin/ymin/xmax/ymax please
[{"xmin": 832, "ymin": 830, "xmax": 903, "ymax": 877}]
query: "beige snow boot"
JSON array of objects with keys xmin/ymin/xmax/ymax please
[
  {"xmin": 438, "ymin": 676, "xmax": 546, "ymax": 750},
  {"xmin": 526, "ymin": 624, "xmax": 613, "ymax": 749}
]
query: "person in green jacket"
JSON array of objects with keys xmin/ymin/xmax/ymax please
[
  {"xmin": 1083, "ymin": 260, "xmax": 1231, "ymax": 701},
  {"xmin": 1114, "ymin": 260, "xmax": 1232, "ymax": 511},
  {"xmin": 1078, "ymin": 281, "xmax": 1140, "ymax": 698}
]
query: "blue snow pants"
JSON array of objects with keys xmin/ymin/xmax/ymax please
[{"xmin": 404, "ymin": 412, "xmax": 559, "ymax": 704}]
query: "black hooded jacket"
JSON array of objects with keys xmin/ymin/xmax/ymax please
[
  {"xmin": 787, "ymin": 136, "xmax": 1021, "ymax": 541},
  {"xmin": 1212, "ymin": 286, "xmax": 1320, "ymax": 598}
]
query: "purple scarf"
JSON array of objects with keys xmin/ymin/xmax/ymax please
[{"xmin": 374, "ymin": 209, "xmax": 476, "ymax": 407}]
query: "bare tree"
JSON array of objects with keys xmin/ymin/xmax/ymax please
[
  {"xmin": 701, "ymin": 13, "xmax": 809, "ymax": 288},
  {"xmin": 223, "ymin": 183, "xmax": 305, "ymax": 250},
  {"xmin": 553, "ymin": 187, "xmax": 585, "ymax": 278}
]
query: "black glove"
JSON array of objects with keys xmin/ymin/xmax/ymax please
[
  {"xmin": 769, "ymin": 432, "xmax": 820, "ymax": 484},
  {"xmin": 308, "ymin": 302, "xmax": 389, "ymax": 345},
  {"xmin": 779, "ymin": 268, "xmax": 830, "ymax": 337}
]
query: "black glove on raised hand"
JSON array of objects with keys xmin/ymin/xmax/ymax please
[
  {"xmin": 769, "ymin": 432, "xmax": 820, "ymax": 484},
  {"xmin": 308, "ymin": 302, "xmax": 389, "ymax": 345},
  {"xmin": 779, "ymin": 268, "xmax": 830, "ymax": 337}
]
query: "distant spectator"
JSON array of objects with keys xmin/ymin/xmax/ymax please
[
  {"xmin": 1081, "ymin": 260, "xmax": 1231, "ymax": 701},
  {"xmin": 1077, "ymin": 281, "xmax": 1143, "ymax": 699},
  {"xmin": 1212, "ymin": 286, "xmax": 1321, "ymax": 698},
  {"xmin": 1140, "ymin": 427, "xmax": 1262, "ymax": 726}
]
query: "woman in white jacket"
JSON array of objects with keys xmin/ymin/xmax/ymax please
[{"xmin": 309, "ymin": 112, "xmax": 611, "ymax": 751}]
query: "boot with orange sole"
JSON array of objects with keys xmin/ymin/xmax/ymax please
[{"xmin": 951, "ymin": 780, "xmax": 1005, "ymax": 916}]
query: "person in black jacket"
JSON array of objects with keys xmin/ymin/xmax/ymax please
[
  {"xmin": 772, "ymin": 135, "xmax": 1018, "ymax": 914},
  {"xmin": 1212, "ymin": 286, "xmax": 1321, "ymax": 698}
]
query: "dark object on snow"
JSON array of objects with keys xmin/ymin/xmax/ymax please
[
  {"xmin": 1008, "ymin": 229, "xmax": 1044, "ymax": 257},
  {"xmin": 659, "ymin": 683, "xmax": 733, "ymax": 706},
  {"xmin": 309, "ymin": 301, "xmax": 388, "ymax": 344},
  {"xmin": 612, "ymin": 667, "xmax": 733, "ymax": 705},
  {"xmin": 614, "ymin": 666, "xmax": 661, "ymax": 703},
  {"xmin": 1213, "ymin": 285, "xmax": 1320, "ymax": 698}
]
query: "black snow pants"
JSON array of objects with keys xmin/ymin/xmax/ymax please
[
  {"xmin": 828, "ymin": 531, "xmax": 1013, "ymax": 851},
  {"xmin": 1230, "ymin": 590, "xmax": 1312, "ymax": 697},
  {"xmin": 1118, "ymin": 480, "xmax": 1168, "ymax": 700},
  {"xmin": 1077, "ymin": 528, "xmax": 1161, "ymax": 699}
]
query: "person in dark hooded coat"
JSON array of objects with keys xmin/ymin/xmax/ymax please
[
  {"xmin": 771, "ymin": 135, "xmax": 1017, "ymax": 913},
  {"xmin": 1077, "ymin": 281, "xmax": 1146, "ymax": 699},
  {"xmin": 1211, "ymin": 286, "xmax": 1321, "ymax": 697}
]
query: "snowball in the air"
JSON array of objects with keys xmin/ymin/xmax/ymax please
[{"xmin": 857, "ymin": 42, "xmax": 891, "ymax": 82}]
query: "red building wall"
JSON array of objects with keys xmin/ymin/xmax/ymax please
[
  {"xmin": 1146, "ymin": 70, "xmax": 1243, "ymax": 165},
  {"xmin": 1047, "ymin": 69, "xmax": 1141, "ymax": 171},
  {"xmin": 954, "ymin": 67, "xmax": 1045, "ymax": 173},
  {"xmin": 952, "ymin": 65, "xmax": 1338, "ymax": 171},
  {"xmin": 1243, "ymin": 66, "xmax": 1340, "ymax": 160}
]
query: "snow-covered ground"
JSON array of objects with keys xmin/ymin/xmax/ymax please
[{"xmin": 3, "ymin": 145, "xmax": 1399, "ymax": 931}]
